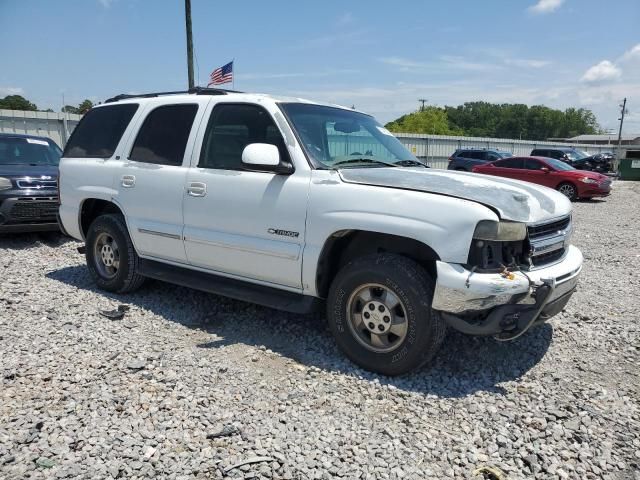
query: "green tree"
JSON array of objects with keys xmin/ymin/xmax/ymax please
[
  {"xmin": 0, "ymin": 95, "xmax": 37, "ymax": 111},
  {"xmin": 62, "ymin": 105, "xmax": 80, "ymax": 114},
  {"xmin": 385, "ymin": 107, "xmax": 462, "ymax": 135},
  {"xmin": 77, "ymin": 99, "xmax": 94, "ymax": 114}
]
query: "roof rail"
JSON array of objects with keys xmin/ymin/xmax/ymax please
[{"xmin": 104, "ymin": 86, "xmax": 243, "ymax": 103}]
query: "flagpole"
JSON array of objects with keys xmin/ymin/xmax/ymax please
[{"xmin": 232, "ymin": 58, "xmax": 235, "ymax": 90}]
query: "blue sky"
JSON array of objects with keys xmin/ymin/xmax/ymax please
[{"xmin": 1, "ymin": 0, "xmax": 640, "ymax": 132}]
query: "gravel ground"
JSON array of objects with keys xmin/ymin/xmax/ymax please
[{"xmin": 1, "ymin": 182, "xmax": 639, "ymax": 480}]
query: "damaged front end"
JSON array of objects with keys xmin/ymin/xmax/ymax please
[{"xmin": 432, "ymin": 216, "xmax": 582, "ymax": 340}]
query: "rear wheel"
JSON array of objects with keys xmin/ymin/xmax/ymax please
[
  {"xmin": 557, "ymin": 182, "xmax": 578, "ymax": 201},
  {"xmin": 327, "ymin": 254, "xmax": 446, "ymax": 376},
  {"xmin": 85, "ymin": 214, "xmax": 145, "ymax": 293}
]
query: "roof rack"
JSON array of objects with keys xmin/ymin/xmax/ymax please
[{"xmin": 104, "ymin": 86, "xmax": 243, "ymax": 103}]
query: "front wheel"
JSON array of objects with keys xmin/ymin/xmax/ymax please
[
  {"xmin": 85, "ymin": 214, "xmax": 145, "ymax": 293},
  {"xmin": 327, "ymin": 254, "xmax": 446, "ymax": 376},
  {"xmin": 557, "ymin": 182, "xmax": 578, "ymax": 201}
]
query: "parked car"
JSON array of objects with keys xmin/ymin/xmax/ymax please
[
  {"xmin": 530, "ymin": 147, "xmax": 589, "ymax": 163},
  {"xmin": 447, "ymin": 148, "xmax": 512, "ymax": 171},
  {"xmin": 573, "ymin": 152, "xmax": 613, "ymax": 173},
  {"xmin": 472, "ymin": 156, "xmax": 611, "ymax": 201},
  {"xmin": 0, "ymin": 133, "xmax": 61, "ymax": 233},
  {"xmin": 59, "ymin": 88, "xmax": 582, "ymax": 375}
]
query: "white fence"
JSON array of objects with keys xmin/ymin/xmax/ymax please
[
  {"xmin": 0, "ymin": 109, "xmax": 82, "ymax": 148},
  {"xmin": 394, "ymin": 133, "xmax": 618, "ymax": 169}
]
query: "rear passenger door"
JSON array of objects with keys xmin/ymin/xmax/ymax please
[
  {"xmin": 488, "ymin": 157, "xmax": 524, "ymax": 180},
  {"xmin": 115, "ymin": 98, "xmax": 208, "ymax": 263}
]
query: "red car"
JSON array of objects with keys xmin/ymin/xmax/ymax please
[{"xmin": 472, "ymin": 156, "xmax": 611, "ymax": 201}]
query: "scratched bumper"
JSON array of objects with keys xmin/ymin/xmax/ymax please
[{"xmin": 432, "ymin": 246, "xmax": 583, "ymax": 320}]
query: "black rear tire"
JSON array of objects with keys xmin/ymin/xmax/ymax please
[
  {"xmin": 327, "ymin": 253, "xmax": 446, "ymax": 376},
  {"xmin": 85, "ymin": 214, "xmax": 145, "ymax": 293}
]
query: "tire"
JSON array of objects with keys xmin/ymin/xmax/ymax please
[
  {"xmin": 85, "ymin": 214, "xmax": 145, "ymax": 293},
  {"xmin": 327, "ymin": 253, "xmax": 446, "ymax": 376},
  {"xmin": 557, "ymin": 182, "xmax": 578, "ymax": 201}
]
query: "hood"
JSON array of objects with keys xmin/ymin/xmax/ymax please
[
  {"xmin": 0, "ymin": 164, "xmax": 58, "ymax": 178},
  {"xmin": 339, "ymin": 167, "xmax": 572, "ymax": 223}
]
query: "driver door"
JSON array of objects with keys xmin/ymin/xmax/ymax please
[{"xmin": 182, "ymin": 102, "xmax": 310, "ymax": 290}]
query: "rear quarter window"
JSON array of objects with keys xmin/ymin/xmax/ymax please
[{"xmin": 63, "ymin": 104, "xmax": 139, "ymax": 158}]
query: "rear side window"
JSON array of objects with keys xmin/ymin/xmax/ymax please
[
  {"xmin": 130, "ymin": 104, "xmax": 198, "ymax": 166},
  {"xmin": 494, "ymin": 158, "xmax": 524, "ymax": 169},
  {"xmin": 64, "ymin": 104, "xmax": 138, "ymax": 158},
  {"xmin": 531, "ymin": 149, "xmax": 545, "ymax": 157},
  {"xmin": 458, "ymin": 150, "xmax": 474, "ymax": 159}
]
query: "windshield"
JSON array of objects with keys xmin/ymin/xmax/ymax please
[
  {"xmin": 565, "ymin": 150, "xmax": 588, "ymax": 161},
  {"xmin": 280, "ymin": 103, "xmax": 422, "ymax": 168},
  {"xmin": 546, "ymin": 158, "xmax": 575, "ymax": 171},
  {"xmin": 498, "ymin": 152, "xmax": 513, "ymax": 158},
  {"xmin": 0, "ymin": 137, "xmax": 61, "ymax": 166}
]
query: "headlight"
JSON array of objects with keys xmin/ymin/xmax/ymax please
[
  {"xmin": 580, "ymin": 177, "xmax": 598, "ymax": 184},
  {"xmin": 473, "ymin": 220, "xmax": 527, "ymax": 241},
  {"xmin": 0, "ymin": 177, "xmax": 12, "ymax": 191}
]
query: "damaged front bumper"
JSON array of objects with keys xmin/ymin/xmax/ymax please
[{"xmin": 432, "ymin": 245, "xmax": 583, "ymax": 340}]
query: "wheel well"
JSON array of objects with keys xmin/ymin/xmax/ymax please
[
  {"xmin": 316, "ymin": 230, "xmax": 440, "ymax": 298},
  {"xmin": 80, "ymin": 199, "xmax": 123, "ymax": 237}
]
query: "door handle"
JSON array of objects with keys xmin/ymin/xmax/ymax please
[
  {"xmin": 187, "ymin": 182, "xmax": 207, "ymax": 197},
  {"xmin": 121, "ymin": 175, "xmax": 136, "ymax": 188}
]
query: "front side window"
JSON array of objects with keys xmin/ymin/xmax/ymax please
[
  {"xmin": 199, "ymin": 104, "xmax": 289, "ymax": 170},
  {"xmin": 280, "ymin": 103, "xmax": 420, "ymax": 169},
  {"xmin": 0, "ymin": 137, "xmax": 62, "ymax": 166},
  {"xmin": 494, "ymin": 158, "xmax": 524, "ymax": 169},
  {"xmin": 130, "ymin": 104, "xmax": 198, "ymax": 166},
  {"xmin": 524, "ymin": 158, "xmax": 544, "ymax": 170},
  {"xmin": 64, "ymin": 104, "xmax": 138, "ymax": 158}
]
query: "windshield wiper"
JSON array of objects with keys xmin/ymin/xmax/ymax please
[
  {"xmin": 331, "ymin": 158, "xmax": 398, "ymax": 169},
  {"xmin": 394, "ymin": 160, "xmax": 428, "ymax": 168}
]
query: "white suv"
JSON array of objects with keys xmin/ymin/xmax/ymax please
[{"xmin": 58, "ymin": 88, "xmax": 583, "ymax": 375}]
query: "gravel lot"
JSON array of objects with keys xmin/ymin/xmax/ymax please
[{"xmin": 1, "ymin": 181, "xmax": 639, "ymax": 480}]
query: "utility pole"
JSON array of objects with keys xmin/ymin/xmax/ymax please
[
  {"xmin": 61, "ymin": 93, "xmax": 69, "ymax": 146},
  {"xmin": 418, "ymin": 98, "xmax": 427, "ymax": 111},
  {"xmin": 616, "ymin": 97, "xmax": 627, "ymax": 167},
  {"xmin": 185, "ymin": 0, "xmax": 195, "ymax": 89}
]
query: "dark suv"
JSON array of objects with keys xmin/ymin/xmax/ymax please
[
  {"xmin": 530, "ymin": 147, "xmax": 589, "ymax": 163},
  {"xmin": 0, "ymin": 133, "xmax": 61, "ymax": 233},
  {"xmin": 447, "ymin": 148, "xmax": 512, "ymax": 171}
]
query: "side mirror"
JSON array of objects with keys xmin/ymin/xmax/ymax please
[
  {"xmin": 541, "ymin": 167, "xmax": 550, "ymax": 173},
  {"xmin": 241, "ymin": 143, "xmax": 293, "ymax": 174}
]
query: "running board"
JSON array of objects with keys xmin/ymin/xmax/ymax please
[{"xmin": 138, "ymin": 259, "xmax": 321, "ymax": 314}]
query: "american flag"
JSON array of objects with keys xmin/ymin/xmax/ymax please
[{"xmin": 208, "ymin": 61, "xmax": 233, "ymax": 86}]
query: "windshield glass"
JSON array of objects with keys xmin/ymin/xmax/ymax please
[
  {"xmin": 565, "ymin": 150, "xmax": 588, "ymax": 161},
  {"xmin": 498, "ymin": 152, "xmax": 513, "ymax": 158},
  {"xmin": 546, "ymin": 158, "xmax": 575, "ymax": 171},
  {"xmin": 280, "ymin": 103, "xmax": 421, "ymax": 168},
  {"xmin": 0, "ymin": 137, "xmax": 61, "ymax": 166}
]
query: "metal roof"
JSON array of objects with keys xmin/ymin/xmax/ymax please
[{"xmin": 567, "ymin": 134, "xmax": 640, "ymax": 141}]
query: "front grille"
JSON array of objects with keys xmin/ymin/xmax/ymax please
[
  {"xmin": 527, "ymin": 216, "xmax": 571, "ymax": 240},
  {"xmin": 526, "ymin": 215, "xmax": 572, "ymax": 268},
  {"xmin": 16, "ymin": 179, "xmax": 57, "ymax": 190},
  {"xmin": 530, "ymin": 248, "xmax": 566, "ymax": 267},
  {"xmin": 10, "ymin": 198, "xmax": 58, "ymax": 221}
]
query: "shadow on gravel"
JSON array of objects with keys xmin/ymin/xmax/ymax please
[
  {"xmin": 47, "ymin": 264, "xmax": 553, "ymax": 398},
  {"xmin": 0, "ymin": 231, "xmax": 73, "ymax": 250}
]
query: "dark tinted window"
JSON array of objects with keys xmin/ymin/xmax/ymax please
[
  {"xmin": 0, "ymin": 137, "xmax": 62, "ymax": 166},
  {"xmin": 531, "ymin": 149, "xmax": 546, "ymax": 157},
  {"xmin": 494, "ymin": 157, "xmax": 524, "ymax": 169},
  {"xmin": 64, "ymin": 104, "xmax": 138, "ymax": 158},
  {"xmin": 459, "ymin": 150, "xmax": 484, "ymax": 159},
  {"xmin": 200, "ymin": 104, "xmax": 288, "ymax": 170},
  {"xmin": 130, "ymin": 104, "xmax": 198, "ymax": 166},
  {"xmin": 487, "ymin": 152, "xmax": 500, "ymax": 161},
  {"xmin": 524, "ymin": 158, "xmax": 544, "ymax": 170}
]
